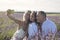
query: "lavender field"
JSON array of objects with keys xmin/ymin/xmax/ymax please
[{"xmin": 0, "ymin": 12, "xmax": 60, "ymax": 40}]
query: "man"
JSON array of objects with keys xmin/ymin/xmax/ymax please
[{"xmin": 36, "ymin": 11, "xmax": 57, "ymax": 40}]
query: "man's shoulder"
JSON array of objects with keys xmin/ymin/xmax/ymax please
[
  {"xmin": 48, "ymin": 19, "xmax": 56, "ymax": 25},
  {"xmin": 42, "ymin": 19, "xmax": 56, "ymax": 27},
  {"xmin": 44, "ymin": 19, "xmax": 55, "ymax": 24}
]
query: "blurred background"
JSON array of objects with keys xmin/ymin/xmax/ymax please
[
  {"xmin": 0, "ymin": 11, "xmax": 60, "ymax": 40},
  {"xmin": 0, "ymin": 0, "xmax": 60, "ymax": 40}
]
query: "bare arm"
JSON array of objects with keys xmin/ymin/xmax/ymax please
[{"xmin": 7, "ymin": 9, "xmax": 23, "ymax": 25}]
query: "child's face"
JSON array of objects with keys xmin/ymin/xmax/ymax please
[{"xmin": 30, "ymin": 12, "xmax": 35, "ymax": 22}]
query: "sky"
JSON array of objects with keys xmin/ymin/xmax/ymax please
[{"xmin": 0, "ymin": 0, "xmax": 60, "ymax": 12}]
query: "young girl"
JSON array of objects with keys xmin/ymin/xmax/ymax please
[
  {"xmin": 28, "ymin": 11, "xmax": 38, "ymax": 40},
  {"xmin": 7, "ymin": 9, "xmax": 31, "ymax": 40}
]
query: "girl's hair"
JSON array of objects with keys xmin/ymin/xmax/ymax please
[
  {"xmin": 29, "ymin": 11, "xmax": 37, "ymax": 23},
  {"xmin": 23, "ymin": 10, "xmax": 31, "ymax": 21},
  {"xmin": 23, "ymin": 10, "xmax": 31, "ymax": 37}
]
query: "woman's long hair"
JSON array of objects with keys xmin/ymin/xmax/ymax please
[{"xmin": 23, "ymin": 10, "xmax": 31, "ymax": 37}]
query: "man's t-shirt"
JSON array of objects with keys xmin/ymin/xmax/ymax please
[{"xmin": 42, "ymin": 18, "xmax": 57, "ymax": 36}]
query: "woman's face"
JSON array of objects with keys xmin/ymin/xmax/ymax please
[
  {"xmin": 30, "ymin": 12, "xmax": 36, "ymax": 22},
  {"xmin": 23, "ymin": 11, "xmax": 31, "ymax": 22}
]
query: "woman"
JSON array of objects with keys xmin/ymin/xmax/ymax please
[{"xmin": 7, "ymin": 9, "xmax": 31, "ymax": 40}]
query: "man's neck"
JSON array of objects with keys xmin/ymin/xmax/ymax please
[{"xmin": 42, "ymin": 18, "xmax": 46, "ymax": 24}]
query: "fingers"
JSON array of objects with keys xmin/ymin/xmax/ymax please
[{"xmin": 7, "ymin": 9, "xmax": 14, "ymax": 15}]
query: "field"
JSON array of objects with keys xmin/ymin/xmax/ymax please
[{"xmin": 0, "ymin": 12, "xmax": 60, "ymax": 40}]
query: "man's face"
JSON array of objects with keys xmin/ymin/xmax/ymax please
[{"xmin": 36, "ymin": 12, "xmax": 44, "ymax": 23}]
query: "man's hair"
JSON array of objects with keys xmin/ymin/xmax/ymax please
[{"xmin": 38, "ymin": 11, "xmax": 46, "ymax": 17}]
